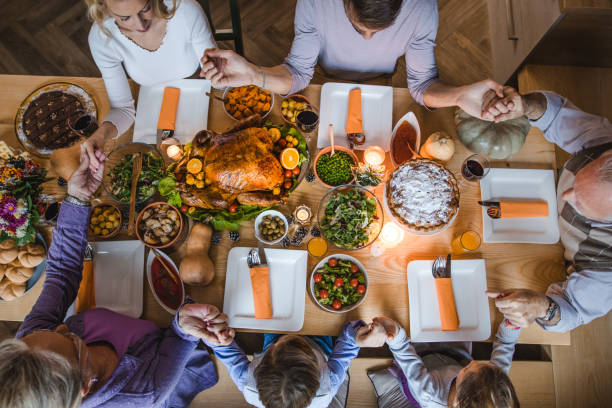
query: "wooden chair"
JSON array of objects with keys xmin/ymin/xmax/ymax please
[{"xmin": 199, "ymin": 0, "xmax": 244, "ymax": 56}]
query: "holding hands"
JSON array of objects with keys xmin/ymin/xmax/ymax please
[
  {"xmin": 487, "ymin": 289, "xmax": 553, "ymax": 328},
  {"xmin": 200, "ymin": 48, "xmax": 258, "ymax": 88},
  {"xmin": 66, "ymin": 146, "xmax": 106, "ymax": 202},
  {"xmin": 178, "ymin": 303, "xmax": 235, "ymax": 346},
  {"xmin": 354, "ymin": 316, "xmax": 401, "ymax": 347}
]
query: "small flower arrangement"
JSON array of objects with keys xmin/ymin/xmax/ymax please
[{"xmin": 0, "ymin": 156, "xmax": 52, "ymax": 245}]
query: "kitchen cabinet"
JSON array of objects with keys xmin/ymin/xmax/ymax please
[{"xmin": 488, "ymin": 0, "xmax": 612, "ymax": 83}]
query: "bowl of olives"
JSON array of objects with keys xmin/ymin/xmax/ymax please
[{"xmin": 254, "ymin": 210, "xmax": 289, "ymax": 245}]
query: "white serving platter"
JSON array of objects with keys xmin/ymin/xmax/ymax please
[
  {"xmin": 67, "ymin": 240, "xmax": 144, "ymax": 318},
  {"xmin": 317, "ymin": 82, "xmax": 393, "ymax": 151},
  {"xmin": 480, "ymin": 168, "xmax": 559, "ymax": 244},
  {"xmin": 408, "ymin": 259, "xmax": 491, "ymax": 342},
  {"xmin": 223, "ymin": 247, "xmax": 307, "ymax": 331},
  {"xmin": 133, "ymin": 79, "xmax": 211, "ymax": 144}
]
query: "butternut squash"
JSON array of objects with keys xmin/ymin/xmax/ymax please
[
  {"xmin": 50, "ymin": 140, "xmax": 83, "ymax": 181},
  {"xmin": 179, "ymin": 222, "xmax": 215, "ymax": 286}
]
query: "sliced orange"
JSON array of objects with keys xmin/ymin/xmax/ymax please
[
  {"xmin": 187, "ymin": 158, "xmax": 203, "ymax": 175},
  {"xmin": 280, "ymin": 148, "xmax": 300, "ymax": 169}
]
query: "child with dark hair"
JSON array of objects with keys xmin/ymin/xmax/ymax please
[
  {"xmin": 368, "ymin": 318, "xmax": 520, "ymax": 408},
  {"xmin": 203, "ymin": 320, "xmax": 387, "ymax": 408}
]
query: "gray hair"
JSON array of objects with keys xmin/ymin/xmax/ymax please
[
  {"xmin": 598, "ymin": 150, "xmax": 612, "ymax": 183},
  {"xmin": 0, "ymin": 339, "xmax": 82, "ymax": 408}
]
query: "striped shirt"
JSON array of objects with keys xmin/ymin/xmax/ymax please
[{"xmin": 531, "ymin": 91, "xmax": 612, "ymax": 333}]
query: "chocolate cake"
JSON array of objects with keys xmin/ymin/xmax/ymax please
[{"xmin": 22, "ymin": 91, "xmax": 84, "ymax": 150}]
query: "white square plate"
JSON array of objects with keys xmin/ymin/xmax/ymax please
[
  {"xmin": 408, "ymin": 260, "xmax": 491, "ymax": 342},
  {"xmin": 317, "ymin": 82, "xmax": 393, "ymax": 151},
  {"xmin": 223, "ymin": 247, "xmax": 307, "ymax": 331},
  {"xmin": 480, "ymin": 168, "xmax": 560, "ymax": 244},
  {"xmin": 66, "ymin": 241, "xmax": 144, "ymax": 319},
  {"xmin": 133, "ymin": 79, "xmax": 211, "ymax": 144}
]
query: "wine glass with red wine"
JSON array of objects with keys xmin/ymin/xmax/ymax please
[
  {"xmin": 68, "ymin": 110, "xmax": 98, "ymax": 138},
  {"xmin": 461, "ymin": 154, "xmax": 490, "ymax": 181}
]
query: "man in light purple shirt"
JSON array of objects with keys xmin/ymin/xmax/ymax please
[
  {"xmin": 484, "ymin": 88, "xmax": 612, "ymax": 332},
  {"xmin": 200, "ymin": 0, "xmax": 505, "ymax": 119}
]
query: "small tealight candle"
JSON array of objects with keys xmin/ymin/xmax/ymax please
[
  {"xmin": 293, "ymin": 205, "xmax": 312, "ymax": 225},
  {"xmin": 364, "ymin": 145, "xmax": 385, "ymax": 167},
  {"xmin": 378, "ymin": 222, "xmax": 405, "ymax": 248}
]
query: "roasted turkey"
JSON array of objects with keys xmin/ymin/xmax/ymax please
[{"xmin": 175, "ymin": 115, "xmax": 285, "ymax": 209}]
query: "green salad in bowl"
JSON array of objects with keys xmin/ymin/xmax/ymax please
[
  {"xmin": 317, "ymin": 185, "xmax": 383, "ymax": 250},
  {"xmin": 102, "ymin": 143, "xmax": 165, "ymax": 204}
]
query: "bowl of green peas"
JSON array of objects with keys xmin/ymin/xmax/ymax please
[{"xmin": 313, "ymin": 146, "xmax": 358, "ymax": 188}]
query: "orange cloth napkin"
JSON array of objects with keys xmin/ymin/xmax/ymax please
[
  {"xmin": 157, "ymin": 87, "xmax": 181, "ymax": 130},
  {"xmin": 249, "ymin": 266, "xmax": 272, "ymax": 319},
  {"xmin": 76, "ymin": 260, "xmax": 96, "ymax": 313},
  {"xmin": 434, "ymin": 278, "xmax": 459, "ymax": 331},
  {"xmin": 499, "ymin": 201, "xmax": 549, "ymax": 218},
  {"xmin": 346, "ymin": 88, "xmax": 363, "ymax": 134}
]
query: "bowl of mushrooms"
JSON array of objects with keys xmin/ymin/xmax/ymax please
[{"xmin": 135, "ymin": 202, "xmax": 184, "ymax": 249}]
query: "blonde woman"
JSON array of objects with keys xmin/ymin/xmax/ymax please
[{"xmin": 83, "ymin": 0, "xmax": 216, "ymax": 168}]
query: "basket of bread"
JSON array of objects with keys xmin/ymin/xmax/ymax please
[{"xmin": 0, "ymin": 235, "xmax": 46, "ymax": 301}]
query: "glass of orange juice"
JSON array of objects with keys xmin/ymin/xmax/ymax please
[
  {"xmin": 307, "ymin": 237, "xmax": 328, "ymax": 257},
  {"xmin": 451, "ymin": 230, "xmax": 481, "ymax": 253}
]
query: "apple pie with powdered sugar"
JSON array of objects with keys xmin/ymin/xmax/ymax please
[{"xmin": 386, "ymin": 159, "xmax": 459, "ymax": 233}]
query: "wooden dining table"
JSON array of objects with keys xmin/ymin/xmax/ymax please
[{"xmin": 0, "ymin": 74, "xmax": 570, "ymax": 346}]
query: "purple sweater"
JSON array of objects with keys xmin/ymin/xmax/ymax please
[{"xmin": 16, "ymin": 202, "xmax": 218, "ymax": 407}]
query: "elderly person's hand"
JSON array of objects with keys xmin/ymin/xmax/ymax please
[
  {"xmin": 455, "ymin": 79, "xmax": 505, "ymax": 121},
  {"xmin": 200, "ymin": 48, "xmax": 258, "ymax": 88},
  {"xmin": 66, "ymin": 147, "xmax": 106, "ymax": 202},
  {"xmin": 178, "ymin": 303, "xmax": 235, "ymax": 346},
  {"xmin": 481, "ymin": 86, "xmax": 548, "ymax": 122},
  {"xmin": 486, "ymin": 289, "xmax": 551, "ymax": 328}
]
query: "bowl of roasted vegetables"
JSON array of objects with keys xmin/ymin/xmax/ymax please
[
  {"xmin": 280, "ymin": 94, "xmax": 313, "ymax": 125},
  {"xmin": 222, "ymin": 85, "xmax": 274, "ymax": 121},
  {"xmin": 310, "ymin": 255, "xmax": 368, "ymax": 313},
  {"xmin": 317, "ymin": 185, "xmax": 383, "ymax": 251},
  {"xmin": 89, "ymin": 203, "xmax": 122, "ymax": 238},
  {"xmin": 102, "ymin": 143, "xmax": 165, "ymax": 204}
]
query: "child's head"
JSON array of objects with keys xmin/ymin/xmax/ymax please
[
  {"xmin": 254, "ymin": 335, "xmax": 321, "ymax": 408},
  {"xmin": 453, "ymin": 361, "xmax": 520, "ymax": 408}
]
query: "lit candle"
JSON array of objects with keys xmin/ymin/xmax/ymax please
[
  {"xmin": 379, "ymin": 222, "xmax": 405, "ymax": 248},
  {"xmin": 293, "ymin": 205, "xmax": 312, "ymax": 225},
  {"xmin": 166, "ymin": 144, "xmax": 183, "ymax": 161},
  {"xmin": 364, "ymin": 145, "xmax": 385, "ymax": 166}
]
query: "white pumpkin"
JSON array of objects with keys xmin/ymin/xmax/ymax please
[{"xmin": 420, "ymin": 131, "xmax": 455, "ymax": 162}]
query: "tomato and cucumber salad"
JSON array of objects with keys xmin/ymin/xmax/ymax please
[{"xmin": 313, "ymin": 258, "xmax": 366, "ymax": 310}]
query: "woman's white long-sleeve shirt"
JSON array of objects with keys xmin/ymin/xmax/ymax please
[{"xmin": 88, "ymin": 0, "xmax": 216, "ymax": 136}]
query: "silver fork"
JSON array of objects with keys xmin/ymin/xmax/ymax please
[{"xmin": 432, "ymin": 255, "xmax": 448, "ymax": 279}]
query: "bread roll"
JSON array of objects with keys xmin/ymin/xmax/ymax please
[
  {"xmin": 0, "ymin": 240, "xmax": 15, "ymax": 250},
  {"xmin": 17, "ymin": 244, "xmax": 45, "ymax": 268},
  {"xmin": 0, "ymin": 264, "xmax": 6, "ymax": 281},
  {"xmin": 0, "ymin": 278, "xmax": 26, "ymax": 301},
  {"xmin": 5, "ymin": 266, "xmax": 33, "ymax": 284},
  {"xmin": 0, "ymin": 247, "xmax": 18, "ymax": 264}
]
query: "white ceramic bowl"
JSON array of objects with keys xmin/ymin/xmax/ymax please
[
  {"xmin": 146, "ymin": 249, "xmax": 185, "ymax": 314},
  {"xmin": 309, "ymin": 254, "xmax": 368, "ymax": 313},
  {"xmin": 254, "ymin": 210, "xmax": 289, "ymax": 245}
]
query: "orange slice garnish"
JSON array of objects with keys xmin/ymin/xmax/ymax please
[{"xmin": 280, "ymin": 148, "xmax": 300, "ymax": 170}]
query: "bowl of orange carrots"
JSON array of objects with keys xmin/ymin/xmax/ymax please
[{"xmin": 222, "ymin": 85, "xmax": 274, "ymax": 121}]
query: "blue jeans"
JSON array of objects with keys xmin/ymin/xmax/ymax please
[{"xmin": 262, "ymin": 334, "xmax": 334, "ymax": 356}]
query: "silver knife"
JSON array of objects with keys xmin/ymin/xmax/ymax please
[
  {"xmin": 445, "ymin": 253, "xmax": 451, "ymax": 278},
  {"xmin": 257, "ymin": 241, "xmax": 268, "ymax": 268}
]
